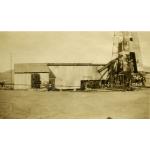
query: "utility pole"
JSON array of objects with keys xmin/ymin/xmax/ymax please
[{"xmin": 10, "ymin": 53, "xmax": 13, "ymax": 88}]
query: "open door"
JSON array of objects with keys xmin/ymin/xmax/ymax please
[{"xmin": 31, "ymin": 73, "xmax": 41, "ymax": 88}]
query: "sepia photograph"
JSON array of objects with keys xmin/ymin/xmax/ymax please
[
  {"xmin": 1, "ymin": 1, "xmax": 150, "ymax": 150},
  {"xmin": 0, "ymin": 31, "xmax": 150, "ymax": 119}
]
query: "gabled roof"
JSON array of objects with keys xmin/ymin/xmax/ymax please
[{"xmin": 14, "ymin": 63, "xmax": 50, "ymax": 73}]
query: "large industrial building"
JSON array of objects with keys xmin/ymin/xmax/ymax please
[
  {"xmin": 14, "ymin": 62, "xmax": 150, "ymax": 90},
  {"xmin": 14, "ymin": 63, "xmax": 104, "ymax": 90},
  {"xmin": 13, "ymin": 32, "xmax": 150, "ymax": 90}
]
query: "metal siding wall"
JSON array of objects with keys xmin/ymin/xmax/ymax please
[
  {"xmin": 14, "ymin": 74, "xmax": 31, "ymax": 89},
  {"xmin": 39, "ymin": 73, "xmax": 49, "ymax": 84},
  {"xmin": 50, "ymin": 66, "xmax": 100, "ymax": 89}
]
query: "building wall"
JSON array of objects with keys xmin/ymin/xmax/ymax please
[
  {"xmin": 49, "ymin": 66, "xmax": 100, "ymax": 89},
  {"xmin": 14, "ymin": 73, "xmax": 31, "ymax": 89},
  {"xmin": 14, "ymin": 73, "xmax": 50, "ymax": 89},
  {"xmin": 39, "ymin": 73, "xmax": 50, "ymax": 86}
]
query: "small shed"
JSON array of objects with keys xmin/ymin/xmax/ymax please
[{"xmin": 14, "ymin": 63, "xmax": 55, "ymax": 89}]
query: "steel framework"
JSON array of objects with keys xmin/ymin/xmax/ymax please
[{"xmin": 97, "ymin": 32, "xmax": 145, "ymax": 90}]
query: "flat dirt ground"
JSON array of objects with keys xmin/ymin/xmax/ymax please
[{"xmin": 0, "ymin": 89, "xmax": 150, "ymax": 119}]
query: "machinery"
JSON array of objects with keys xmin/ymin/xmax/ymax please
[{"xmin": 97, "ymin": 32, "xmax": 145, "ymax": 90}]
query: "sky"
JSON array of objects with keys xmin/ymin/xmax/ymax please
[{"xmin": 0, "ymin": 31, "xmax": 150, "ymax": 72}]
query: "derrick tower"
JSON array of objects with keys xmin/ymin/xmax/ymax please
[
  {"xmin": 97, "ymin": 31, "xmax": 145, "ymax": 90},
  {"xmin": 112, "ymin": 32, "xmax": 143, "ymax": 72}
]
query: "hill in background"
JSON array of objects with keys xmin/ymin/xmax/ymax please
[{"xmin": 0, "ymin": 70, "xmax": 14, "ymax": 83}]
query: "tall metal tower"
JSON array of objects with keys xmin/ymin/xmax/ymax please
[
  {"xmin": 97, "ymin": 31, "xmax": 145, "ymax": 90},
  {"xmin": 112, "ymin": 32, "xmax": 143, "ymax": 72}
]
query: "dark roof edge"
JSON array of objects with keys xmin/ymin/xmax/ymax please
[
  {"xmin": 47, "ymin": 63, "xmax": 105, "ymax": 66},
  {"xmin": 14, "ymin": 63, "xmax": 105, "ymax": 66},
  {"xmin": 15, "ymin": 72, "xmax": 50, "ymax": 73}
]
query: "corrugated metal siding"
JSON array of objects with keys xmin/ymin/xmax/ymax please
[
  {"xmin": 14, "ymin": 74, "xmax": 31, "ymax": 89},
  {"xmin": 49, "ymin": 66, "xmax": 100, "ymax": 89}
]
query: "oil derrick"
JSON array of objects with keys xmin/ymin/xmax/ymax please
[{"xmin": 98, "ymin": 32, "xmax": 145, "ymax": 90}]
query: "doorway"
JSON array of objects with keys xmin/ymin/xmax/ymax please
[{"xmin": 31, "ymin": 73, "xmax": 41, "ymax": 88}]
